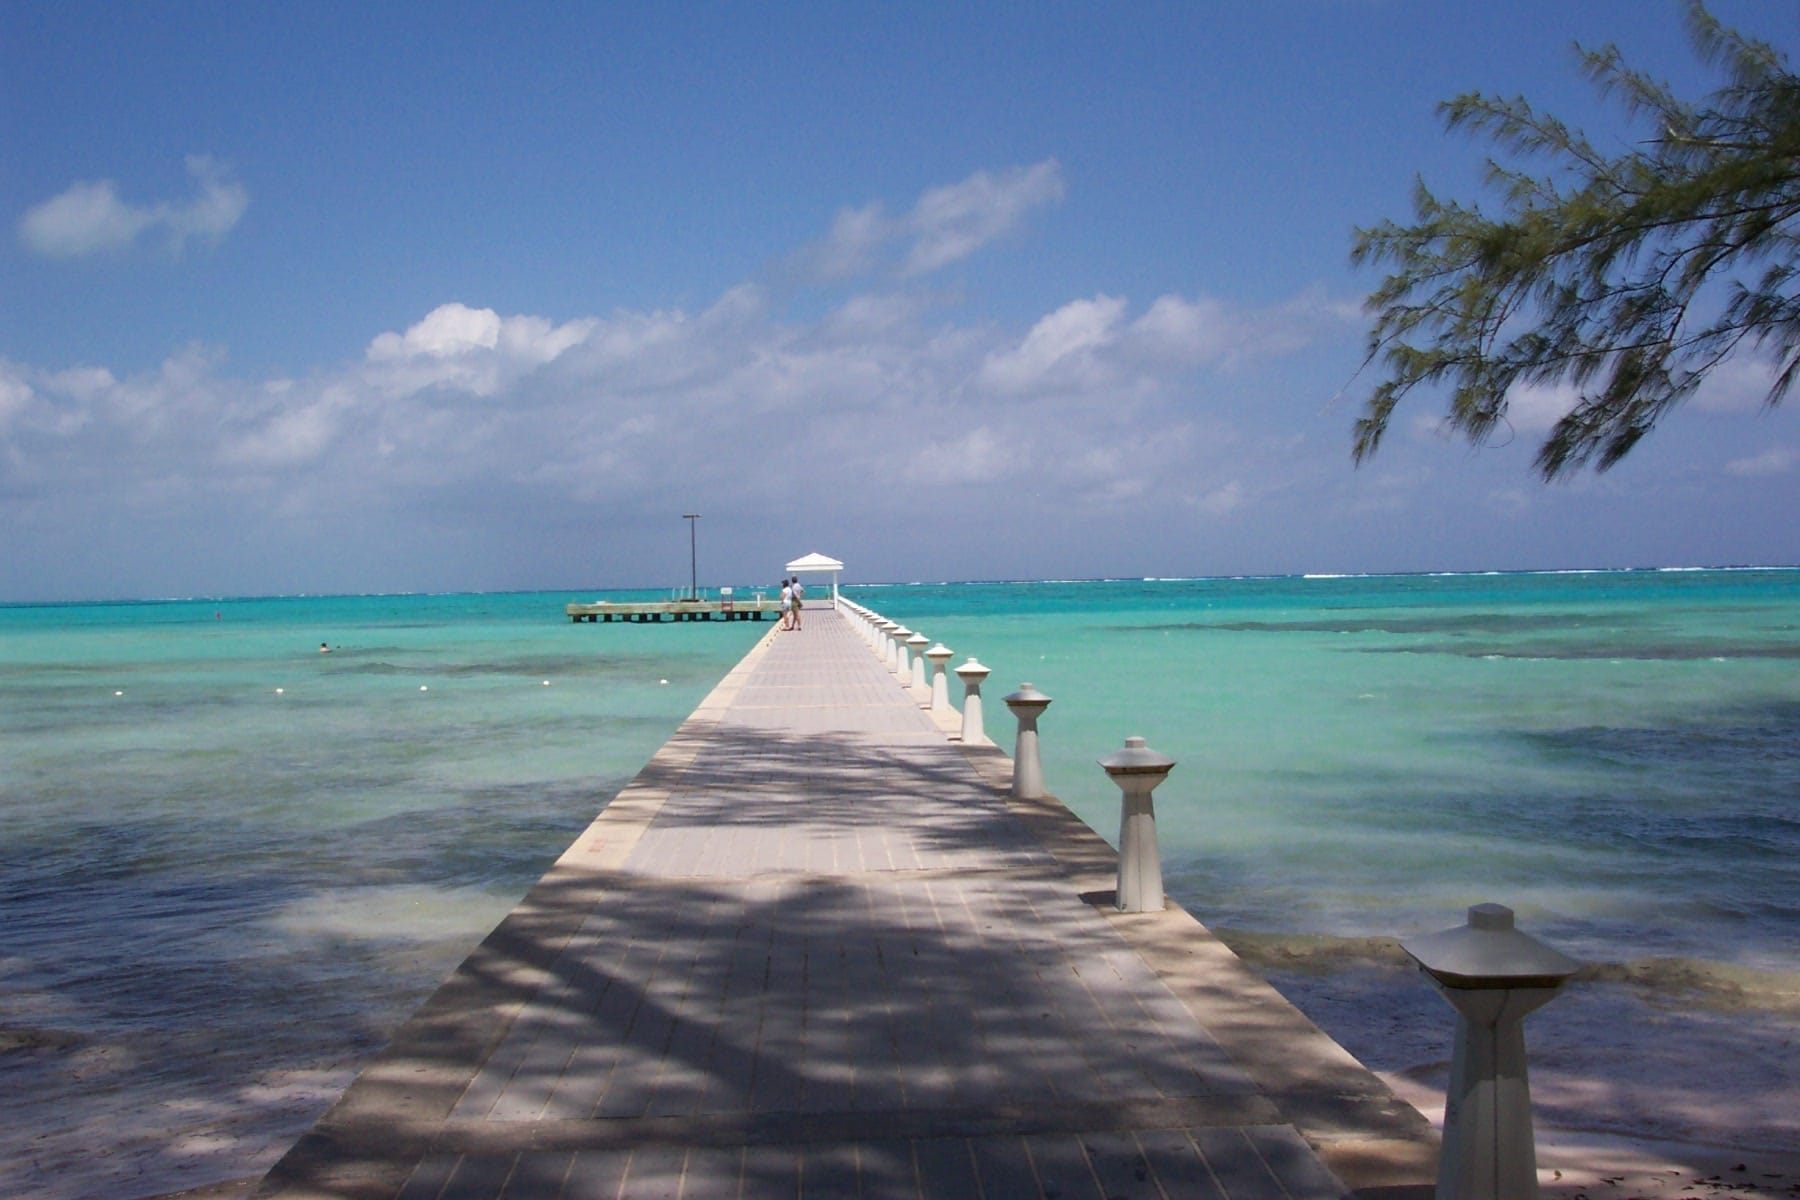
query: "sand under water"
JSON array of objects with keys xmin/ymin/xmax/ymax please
[{"xmin": 3, "ymin": 574, "xmax": 1795, "ymax": 1198}]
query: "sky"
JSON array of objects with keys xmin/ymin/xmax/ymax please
[{"xmin": 3, "ymin": 1, "xmax": 1796, "ymax": 602}]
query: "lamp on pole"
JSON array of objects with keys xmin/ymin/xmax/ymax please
[{"xmin": 682, "ymin": 512, "xmax": 701, "ymax": 600}]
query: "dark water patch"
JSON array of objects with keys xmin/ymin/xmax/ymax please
[
  {"xmin": 0, "ymin": 1026, "xmax": 85, "ymax": 1053},
  {"xmin": 1375, "ymin": 640, "xmax": 1800, "ymax": 661},
  {"xmin": 1159, "ymin": 701, "xmax": 1800, "ymax": 966},
  {"xmin": 317, "ymin": 775, "xmax": 634, "ymax": 890},
  {"xmin": 324, "ymin": 652, "xmax": 713, "ymax": 683},
  {"xmin": 1150, "ymin": 611, "xmax": 1606, "ymax": 637},
  {"xmin": 1526, "ymin": 702, "xmax": 1800, "ymax": 768},
  {"xmin": 0, "ymin": 772, "xmax": 624, "ymax": 1055}
]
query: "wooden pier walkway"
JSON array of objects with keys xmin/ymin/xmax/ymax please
[{"xmin": 256, "ymin": 606, "xmax": 1436, "ymax": 1199}]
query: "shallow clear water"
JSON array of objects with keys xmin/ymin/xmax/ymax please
[
  {"xmin": 874, "ymin": 570, "xmax": 1800, "ymax": 970},
  {"xmin": 0, "ymin": 591, "xmax": 764, "ymax": 1197},
  {"xmin": 2, "ymin": 572, "xmax": 1797, "ymax": 1195}
]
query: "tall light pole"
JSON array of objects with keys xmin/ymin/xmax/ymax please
[{"xmin": 683, "ymin": 512, "xmax": 701, "ymax": 600}]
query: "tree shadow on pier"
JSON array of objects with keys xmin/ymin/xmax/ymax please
[{"xmin": 260, "ymin": 715, "xmax": 1319, "ymax": 1198}]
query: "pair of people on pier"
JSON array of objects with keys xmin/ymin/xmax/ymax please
[{"xmin": 779, "ymin": 577, "xmax": 804, "ymax": 630}]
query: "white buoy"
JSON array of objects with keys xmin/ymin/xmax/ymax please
[
  {"xmin": 114, "ymin": 690, "xmax": 124, "ymax": 697},
  {"xmin": 275, "ymin": 687, "xmax": 285, "ymax": 695},
  {"xmin": 659, "ymin": 678, "xmax": 669, "ymax": 685},
  {"xmin": 420, "ymin": 685, "xmax": 429, "ymax": 692}
]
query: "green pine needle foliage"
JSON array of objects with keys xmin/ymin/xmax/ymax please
[{"xmin": 1352, "ymin": 2, "xmax": 1800, "ymax": 478}]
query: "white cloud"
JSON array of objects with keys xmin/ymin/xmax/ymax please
[
  {"xmin": 364, "ymin": 303, "xmax": 600, "ymax": 398},
  {"xmin": 902, "ymin": 160, "xmax": 1065, "ymax": 276},
  {"xmin": 17, "ymin": 181, "xmax": 157, "ymax": 257},
  {"xmin": 807, "ymin": 160, "xmax": 1065, "ymax": 281},
  {"xmin": 812, "ymin": 203, "xmax": 890, "ymax": 280},
  {"xmin": 220, "ymin": 395, "xmax": 343, "ymax": 468},
  {"xmin": 1503, "ymin": 380, "xmax": 1580, "ymax": 435},
  {"xmin": 1502, "ymin": 354, "xmax": 1789, "ymax": 434},
  {"xmin": 817, "ymin": 293, "xmax": 933, "ymax": 342},
  {"xmin": 18, "ymin": 156, "xmax": 248, "ymax": 258},
  {"xmin": 0, "ymin": 364, "xmax": 33, "ymax": 432},
  {"xmin": 1199, "ymin": 479, "xmax": 1245, "ymax": 516},
  {"xmin": 980, "ymin": 295, "xmax": 1126, "ymax": 393},
  {"xmin": 913, "ymin": 426, "xmax": 1017, "ymax": 485},
  {"xmin": 0, "ymin": 269, "xmax": 1357, "ymax": 593},
  {"xmin": 45, "ymin": 366, "xmax": 119, "ymax": 400},
  {"xmin": 1692, "ymin": 353, "xmax": 1787, "ymax": 415},
  {"xmin": 367, "ymin": 303, "xmax": 505, "ymax": 360},
  {"xmin": 1127, "ymin": 295, "xmax": 1237, "ymax": 364},
  {"xmin": 1120, "ymin": 291, "xmax": 1328, "ymax": 369},
  {"xmin": 980, "ymin": 286, "xmax": 1345, "ymax": 395},
  {"xmin": 165, "ymin": 156, "xmax": 250, "ymax": 246},
  {"xmin": 1724, "ymin": 445, "xmax": 1797, "ymax": 477}
]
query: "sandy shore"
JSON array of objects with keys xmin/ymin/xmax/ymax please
[{"xmin": 1385, "ymin": 1075, "xmax": 1800, "ymax": 1200}]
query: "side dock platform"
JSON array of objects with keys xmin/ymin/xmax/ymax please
[
  {"xmin": 567, "ymin": 599, "xmax": 781, "ymax": 623},
  {"xmin": 256, "ymin": 605, "xmax": 1437, "ymax": 1199}
]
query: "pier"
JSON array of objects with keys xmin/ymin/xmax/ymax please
[
  {"xmin": 256, "ymin": 604, "xmax": 1437, "ymax": 1199},
  {"xmin": 567, "ymin": 598, "xmax": 781, "ymax": 623}
]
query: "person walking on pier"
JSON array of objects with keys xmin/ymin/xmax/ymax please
[
  {"xmin": 791, "ymin": 578, "xmax": 804, "ymax": 630},
  {"xmin": 779, "ymin": 578, "xmax": 794, "ymax": 630}
]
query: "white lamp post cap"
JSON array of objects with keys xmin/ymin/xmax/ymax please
[
  {"xmin": 1098, "ymin": 735, "xmax": 1175, "ymax": 775},
  {"xmin": 1401, "ymin": 903, "xmax": 1581, "ymax": 989},
  {"xmin": 1004, "ymin": 682, "xmax": 1052, "ymax": 708}
]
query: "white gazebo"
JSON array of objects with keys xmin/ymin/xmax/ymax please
[{"xmin": 785, "ymin": 551, "xmax": 845, "ymax": 610}]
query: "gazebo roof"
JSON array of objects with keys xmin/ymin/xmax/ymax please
[{"xmin": 785, "ymin": 551, "xmax": 844, "ymax": 572}]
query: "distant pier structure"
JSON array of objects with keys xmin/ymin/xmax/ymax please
[
  {"xmin": 569, "ymin": 550, "xmax": 845, "ymax": 624},
  {"xmin": 566, "ymin": 596, "xmax": 779, "ymax": 623}
]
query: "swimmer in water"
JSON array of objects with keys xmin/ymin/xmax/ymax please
[{"xmin": 320, "ymin": 642, "xmax": 331, "ymax": 653}]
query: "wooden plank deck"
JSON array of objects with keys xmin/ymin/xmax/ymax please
[{"xmin": 255, "ymin": 605, "xmax": 1437, "ymax": 1199}]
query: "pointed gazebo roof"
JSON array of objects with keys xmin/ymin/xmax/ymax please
[
  {"xmin": 785, "ymin": 551, "xmax": 844, "ymax": 608},
  {"xmin": 785, "ymin": 551, "xmax": 844, "ymax": 572}
]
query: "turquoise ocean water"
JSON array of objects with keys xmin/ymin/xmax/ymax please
[{"xmin": 2, "ymin": 571, "xmax": 1797, "ymax": 1195}]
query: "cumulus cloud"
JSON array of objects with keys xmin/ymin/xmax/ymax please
[
  {"xmin": 367, "ymin": 304, "xmax": 507, "ymax": 360},
  {"xmin": 980, "ymin": 295, "xmax": 1127, "ymax": 393},
  {"xmin": 808, "ymin": 160, "xmax": 1065, "ymax": 281},
  {"xmin": 363, "ymin": 302, "xmax": 600, "ymax": 398},
  {"xmin": 18, "ymin": 155, "xmax": 248, "ymax": 258},
  {"xmin": 1127, "ymin": 287, "xmax": 1339, "ymax": 368},
  {"xmin": 0, "ymin": 270, "xmax": 1334, "ymax": 560},
  {"xmin": 0, "ymin": 154, "xmax": 1366, "ymax": 595}
]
